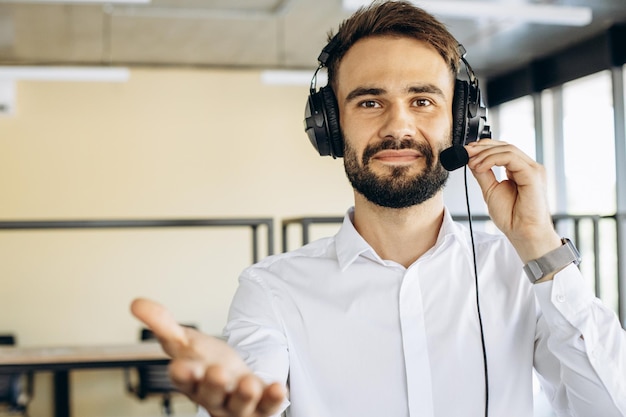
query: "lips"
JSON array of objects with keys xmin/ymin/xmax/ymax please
[{"xmin": 372, "ymin": 149, "xmax": 422, "ymax": 163}]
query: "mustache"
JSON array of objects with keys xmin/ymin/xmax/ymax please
[{"xmin": 362, "ymin": 138, "xmax": 435, "ymax": 166}]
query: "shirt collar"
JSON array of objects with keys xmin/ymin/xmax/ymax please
[
  {"xmin": 334, "ymin": 206, "xmax": 471, "ymax": 271},
  {"xmin": 335, "ymin": 207, "xmax": 375, "ymax": 270}
]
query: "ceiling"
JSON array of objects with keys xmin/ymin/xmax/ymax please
[{"xmin": 0, "ymin": 0, "xmax": 625, "ymax": 79}]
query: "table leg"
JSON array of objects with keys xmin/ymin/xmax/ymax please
[{"xmin": 53, "ymin": 370, "xmax": 70, "ymax": 417}]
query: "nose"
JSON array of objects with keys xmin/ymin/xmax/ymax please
[{"xmin": 379, "ymin": 103, "xmax": 416, "ymax": 140}]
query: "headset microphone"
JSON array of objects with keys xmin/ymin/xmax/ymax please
[{"xmin": 440, "ymin": 145, "xmax": 470, "ymax": 171}]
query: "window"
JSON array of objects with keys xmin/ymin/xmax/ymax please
[
  {"xmin": 561, "ymin": 70, "xmax": 619, "ymax": 311},
  {"xmin": 493, "ymin": 95, "xmax": 536, "ymax": 159},
  {"xmin": 562, "ymin": 71, "xmax": 616, "ymax": 215}
]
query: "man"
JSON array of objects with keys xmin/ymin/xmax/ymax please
[{"xmin": 131, "ymin": 1, "xmax": 626, "ymax": 416}]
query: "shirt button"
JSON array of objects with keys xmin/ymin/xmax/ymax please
[{"xmin": 556, "ymin": 294, "xmax": 566, "ymax": 303}]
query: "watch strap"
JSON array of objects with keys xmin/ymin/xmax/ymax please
[{"xmin": 523, "ymin": 238, "xmax": 581, "ymax": 284}]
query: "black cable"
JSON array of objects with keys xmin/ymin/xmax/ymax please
[{"xmin": 464, "ymin": 165, "xmax": 489, "ymax": 417}]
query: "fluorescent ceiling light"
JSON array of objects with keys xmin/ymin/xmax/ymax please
[
  {"xmin": 0, "ymin": 66, "xmax": 130, "ymax": 82},
  {"xmin": 0, "ymin": 0, "xmax": 150, "ymax": 4},
  {"xmin": 261, "ymin": 70, "xmax": 327, "ymax": 86},
  {"xmin": 342, "ymin": 1, "xmax": 592, "ymax": 26}
]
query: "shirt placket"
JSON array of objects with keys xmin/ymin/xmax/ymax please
[{"xmin": 399, "ymin": 263, "xmax": 434, "ymax": 417}]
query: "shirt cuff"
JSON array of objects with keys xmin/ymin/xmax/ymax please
[{"xmin": 533, "ymin": 263, "xmax": 595, "ymax": 328}]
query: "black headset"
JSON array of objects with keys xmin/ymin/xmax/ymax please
[{"xmin": 303, "ymin": 41, "xmax": 491, "ymax": 171}]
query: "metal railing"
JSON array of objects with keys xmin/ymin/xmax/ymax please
[
  {"xmin": 2, "ymin": 214, "xmax": 623, "ymax": 325},
  {"xmin": 0, "ymin": 218, "xmax": 274, "ymax": 263}
]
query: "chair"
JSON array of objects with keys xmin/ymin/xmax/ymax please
[
  {"xmin": 0, "ymin": 334, "xmax": 33, "ymax": 415},
  {"xmin": 125, "ymin": 325, "xmax": 196, "ymax": 416}
]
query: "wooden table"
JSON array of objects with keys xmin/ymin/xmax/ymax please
[{"xmin": 0, "ymin": 342, "xmax": 170, "ymax": 417}]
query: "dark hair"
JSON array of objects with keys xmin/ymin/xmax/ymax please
[{"xmin": 325, "ymin": 0, "xmax": 461, "ymax": 91}]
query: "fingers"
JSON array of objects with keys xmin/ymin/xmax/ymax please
[
  {"xmin": 467, "ymin": 159, "xmax": 498, "ymax": 197},
  {"xmin": 181, "ymin": 363, "xmax": 285, "ymax": 417},
  {"xmin": 466, "ymin": 140, "xmax": 537, "ymax": 177},
  {"xmin": 130, "ymin": 298, "xmax": 189, "ymax": 353},
  {"xmin": 257, "ymin": 382, "xmax": 287, "ymax": 415},
  {"xmin": 227, "ymin": 374, "xmax": 265, "ymax": 416},
  {"xmin": 227, "ymin": 379, "xmax": 285, "ymax": 416},
  {"xmin": 198, "ymin": 365, "xmax": 233, "ymax": 411},
  {"xmin": 168, "ymin": 357, "xmax": 206, "ymax": 394},
  {"xmin": 465, "ymin": 140, "xmax": 546, "ymax": 197}
]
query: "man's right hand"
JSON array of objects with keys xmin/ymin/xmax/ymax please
[{"xmin": 130, "ymin": 298, "xmax": 286, "ymax": 417}]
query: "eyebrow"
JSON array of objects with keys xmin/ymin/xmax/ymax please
[
  {"xmin": 344, "ymin": 84, "xmax": 446, "ymax": 103},
  {"xmin": 345, "ymin": 87, "xmax": 385, "ymax": 102},
  {"xmin": 408, "ymin": 84, "xmax": 445, "ymax": 97}
]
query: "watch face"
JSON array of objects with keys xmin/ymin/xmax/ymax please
[{"xmin": 563, "ymin": 238, "xmax": 582, "ymax": 265}]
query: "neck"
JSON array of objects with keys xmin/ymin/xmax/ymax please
[{"xmin": 352, "ymin": 192, "xmax": 445, "ymax": 268}]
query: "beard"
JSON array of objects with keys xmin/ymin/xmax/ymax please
[{"xmin": 343, "ymin": 135, "xmax": 450, "ymax": 209}]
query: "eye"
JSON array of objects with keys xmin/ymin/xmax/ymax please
[
  {"xmin": 359, "ymin": 100, "xmax": 380, "ymax": 108},
  {"xmin": 414, "ymin": 98, "xmax": 433, "ymax": 107}
]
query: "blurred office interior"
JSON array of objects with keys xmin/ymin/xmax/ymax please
[{"xmin": 0, "ymin": 1, "xmax": 625, "ymax": 416}]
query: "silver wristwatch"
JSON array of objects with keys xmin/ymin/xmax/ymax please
[{"xmin": 523, "ymin": 238, "xmax": 581, "ymax": 284}]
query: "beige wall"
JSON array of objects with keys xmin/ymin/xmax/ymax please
[{"xmin": 0, "ymin": 67, "xmax": 478, "ymax": 416}]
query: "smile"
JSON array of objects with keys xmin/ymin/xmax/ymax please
[{"xmin": 372, "ymin": 149, "xmax": 422, "ymax": 164}]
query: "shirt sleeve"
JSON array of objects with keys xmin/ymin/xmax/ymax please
[
  {"xmin": 223, "ymin": 266, "xmax": 291, "ymax": 416},
  {"xmin": 533, "ymin": 263, "xmax": 626, "ymax": 417}
]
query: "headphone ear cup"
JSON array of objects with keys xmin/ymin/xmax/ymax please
[
  {"xmin": 452, "ymin": 79, "xmax": 469, "ymax": 147},
  {"xmin": 320, "ymin": 86, "xmax": 343, "ymax": 158},
  {"xmin": 303, "ymin": 86, "xmax": 343, "ymax": 158},
  {"xmin": 304, "ymin": 91, "xmax": 332, "ymax": 156}
]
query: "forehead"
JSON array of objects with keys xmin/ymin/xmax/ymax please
[{"xmin": 335, "ymin": 35, "xmax": 454, "ymax": 98}]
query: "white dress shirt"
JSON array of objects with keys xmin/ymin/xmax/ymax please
[{"xmin": 200, "ymin": 207, "xmax": 626, "ymax": 417}]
